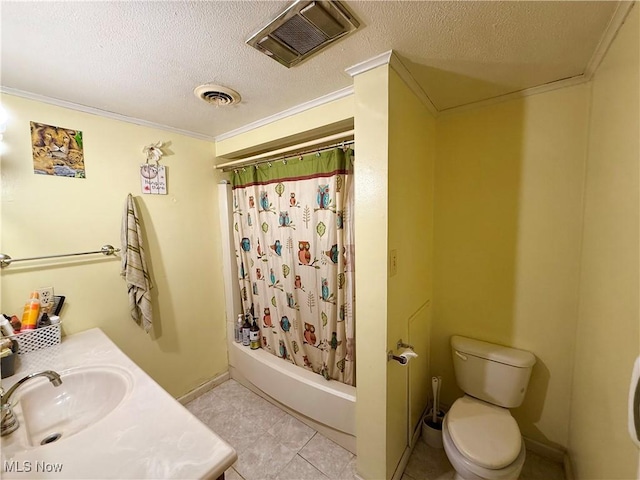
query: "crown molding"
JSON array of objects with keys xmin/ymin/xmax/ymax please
[
  {"xmin": 345, "ymin": 50, "xmax": 438, "ymax": 117},
  {"xmin": 387, "ymin": 52, "xmax": 439, "ymax": 117},
  {"xmin": 438, "ymin": 74, "xmax": 589, "ymax": 117},
  {"xmin": 0, "ymin": 86, "xmax": 216, "ymax": 142},
  {"xmin": 344, "ymin": 50, "xmax": 393, "ymax": 78},
  {"xmin": 214, "ymin": 86, "xmax": 354, "ymax": 142},
  {"xmin": 584, "ymin": 1, "xmax": 636, "ymax": 81}
]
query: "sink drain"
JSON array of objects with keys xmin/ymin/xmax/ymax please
[{"xmin": 40, "ymin": 433, "xmax": 62, "ymax": 445}]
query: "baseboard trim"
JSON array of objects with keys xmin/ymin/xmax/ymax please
[
  {"xmin": 176, "ymin": 371, "xmax": 230, "ymax": 405},
  {"xmin": 391, "ymin": 412, "xmax": 425, "ymax": 480},
  {"xmin": 522, "ymin": 436, "xmax": 565, "ymax": 464},
  {"xmin": 563, "ymin": 453, "xmax": 575, "ymax": 480}
]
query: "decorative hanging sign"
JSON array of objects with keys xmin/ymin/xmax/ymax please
[{"xmin": 140, "ymin": 142, "xmax": 167, "ymax": 195}]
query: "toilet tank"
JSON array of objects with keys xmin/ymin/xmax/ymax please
[{"xmin": 451, "ymin": 336, "xmax": 536, "ymax": 408}]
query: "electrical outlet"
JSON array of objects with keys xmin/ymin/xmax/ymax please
[{"xmin": 36, "ymin": 287, "xmax": 54, "ymax": 307}]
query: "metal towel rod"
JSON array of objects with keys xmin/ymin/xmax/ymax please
[{"xmin": 0, "ymin": 245, "xmax": 120, "ymax": 268}]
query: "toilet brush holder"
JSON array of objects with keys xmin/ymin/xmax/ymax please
[{"xmin": 422, "ymin": 411, "xmax": 445, "ymax": 449}]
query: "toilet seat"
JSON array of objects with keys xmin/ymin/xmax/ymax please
[{"xmin": 447, "ymin": 396, "xmax": 521, "ymax": 469}]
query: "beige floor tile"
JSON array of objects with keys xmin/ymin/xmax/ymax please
[
  {"xmin": 225, "ymin": 467, "xmax": 246, "ymax": 480},
  {"xmin": 337, "ymin": 455, "xmax": 359, "ymax": 480},
  {"xmin": 189, "ymin": 380, "xmax": 566, "ymax": 480},
  {"xmin": 404, "ymin": 441, "xmax": 453, "ymax": 480},
  {"xmin": 234, "ymin": 431, "xmax": 297, "ymax": 480},
  {"xmin": 268, "ymin": 413, "xmax": 316, "ymax": 452},
  {"xmin": 275, "ymin": 455, "xmax": 330, "ymax": 480},
  {"xmin": 299, "ymin": 433, "xmax": 354, "ymax": 480},
  {"xmin": 186, "ymin": 389, "xmax": 234, "ymax": 426},
  {"xmin": 520, "ymin": 450, "xmax": 565, "ymax": 480}
]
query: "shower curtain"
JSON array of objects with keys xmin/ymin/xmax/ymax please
[{"xmin": 232, "ymin": 147, "xmax": 355, "ymax": 386}]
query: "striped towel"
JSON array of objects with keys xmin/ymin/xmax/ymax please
[{"xmin": 121, "ymin": 194, "xmax": 153, "ymax": 333}]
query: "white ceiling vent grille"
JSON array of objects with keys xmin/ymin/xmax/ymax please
[
  {"xmin": 194, "ymin": 84, "xmax": 241, "ymax": 106},
  {"xmin": 246, "ymin": 1, "xmax": 360, "ymax": 68}
]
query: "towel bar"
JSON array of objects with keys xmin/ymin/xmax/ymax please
[{"xmin": 0, "ymin": 245, "xmax": 120, "ymax": 268}]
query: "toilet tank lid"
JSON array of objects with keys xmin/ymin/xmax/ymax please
[{"xmin": 451, "ymin": 336, "xmax": 536, "ymax": 368}]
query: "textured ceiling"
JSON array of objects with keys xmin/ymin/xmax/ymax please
[{"xmin": 0, "ymin": 1, "xmax": 621, "ymax": 139}]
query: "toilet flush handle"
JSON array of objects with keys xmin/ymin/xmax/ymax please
[{"xmin": 455, "ymin": 350, "xmax": 468, "ymax": 361}]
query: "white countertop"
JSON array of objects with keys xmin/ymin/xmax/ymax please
[{"xmin": 0, "ymin": 328, "xmax": 237, "ymax": 479}]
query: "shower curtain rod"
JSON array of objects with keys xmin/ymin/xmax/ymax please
[{"xmin": 216, "ymin": 130, "xmax": 354, "ymax": 172}]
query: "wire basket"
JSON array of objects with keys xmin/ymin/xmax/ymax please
[{"xmin": 10, "ymin": 323, "xmax": 62, "ymax": 355}]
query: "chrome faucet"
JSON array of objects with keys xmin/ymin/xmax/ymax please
[{"xmin": 1, "ymin": 370, "xmax": 62, "ymax": 436}]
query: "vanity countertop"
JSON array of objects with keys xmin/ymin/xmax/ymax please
[{"xmin": 0, "ymin": 328, "xmax": 237, "ymax": 479}]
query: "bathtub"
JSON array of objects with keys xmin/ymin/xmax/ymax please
[
  {"xmin": 218, "ymin": 183, "xmax": 356, "ymax": 453},
  {"xmin": 228, "ymin": 341, "xmax": 357, "ymax": 453}
]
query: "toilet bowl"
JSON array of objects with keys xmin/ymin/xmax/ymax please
[
  {"xmin": 444, "ymin": 336, "xmax": 536, "ymax": 480},
  {"xmin": 442, "ymin": 396, "xmax": 526, "ymax": 480}
]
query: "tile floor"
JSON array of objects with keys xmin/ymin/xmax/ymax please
[{"xmin": 186, "ymin": 379, "xmax": 565, "ymax": 480}]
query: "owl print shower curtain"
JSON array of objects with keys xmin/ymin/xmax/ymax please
[{"xmin": 232, "ymin": 147, "xmax": 355, "ymax": 386}]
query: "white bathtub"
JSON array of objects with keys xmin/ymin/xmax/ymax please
[
  {"xmin": 228, "ymin": 341, "xmax": 357, "ymax": 453},
  {"xmin": 218, "ymin": 183, "xmax": 357, "ymax": 454}
]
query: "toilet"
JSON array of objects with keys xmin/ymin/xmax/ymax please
[{"xmin": 442, "ymin": 336, "xmax": 536, "ymax": 480}]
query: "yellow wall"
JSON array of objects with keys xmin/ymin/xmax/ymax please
[
  {"xmin": 215, "ymin": 96, "xmax": 354, "ymax": 160},
  {"xmin": 353, "ymin": 64, "xmax": 390, "ymax": 480},
  {"xmin": 0, "ymin": 94, "xmax": 228, "ymax": 397},
  {"xmin": 388, "ymin": 68, "xmax": 435, "ymax": 467},
  {"xmin": 568, "ymin": 6, "xmax": 640, "ymax": 478},
  {"xmin": 352, "ymin": 64, "xmax": 436, "ymax": 480},
  {"xmin": 433, "ymin": 84, "xmax": 590, "ymax": 448}
]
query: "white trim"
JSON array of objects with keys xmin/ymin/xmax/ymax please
[
  {"xmin": 392, "ymin": 445, "xmax": 413, "ymax": 480},
  {"xmin": 438, "ymin": 74, "xmax": 589, "ymax": 117},
  {"xmin": 213, "ymin": 86, "xmax": 354, "ymax": 142},
  {"xmin": 584, "ymin": 1, "xmax": 636, "ymax": 80},
  {"xmin": 344, "ymin": 50, "xmax": 393, "ymax": 78},
  {"xmin": 0, "ymin": 86, "xmax": 216, "ymax": 142},
  {"xmin": 391, "ymin": 411, "xmax": 424, "ymax": 480},
  {"xmin": 345, "ymin": 50, "xmax": 438, "ymax": 117},
  {"xmin": 388, "ymin": 52, "xmax": 439, "ymax": 117},
  {"xmin": 176, "ymin": 371, "xmax": 230, "ymax": 405}
]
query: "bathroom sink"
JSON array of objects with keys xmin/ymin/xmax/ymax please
[{"xmin": 13, "ymin": 365, "xmax": 133, "ymax": 447}]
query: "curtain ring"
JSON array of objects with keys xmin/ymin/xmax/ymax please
[{"xmin": 267, "ymin": 162, "xmax": 272, "ymax": 168}]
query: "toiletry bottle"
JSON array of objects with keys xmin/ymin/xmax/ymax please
[
  {"xmin": 0, "ymin": 315, "xmax": 15, "ymax": 336},
  {"xmin": 9, "ymin": 315, "xmax": 21, "ymax": 333},
  {"xmin": 21, "ymin": 291, "xmax": 41, "ymax": 331},
  {"xmin": 234, "ymin": 314, "xmax": 243, "ymax": 343},
  {"xmin": 250, "ymin": 318, "xmax": 260, "ymax": 350},
  {"xmin": 37, "ymin": 313, "xmax": 51, "ymax": 328},
  {"xmin": 242, "ymin": 314, "xmax": 251, "ymax": 346}
]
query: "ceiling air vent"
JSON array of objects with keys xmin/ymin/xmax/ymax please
[
  {"xmin": 194, "ymin": 84, "xmax": 241, "ymax": 106},
  {"xmin": 246, "ymin": 1, "xmax": 360, "ymax": 68}
]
